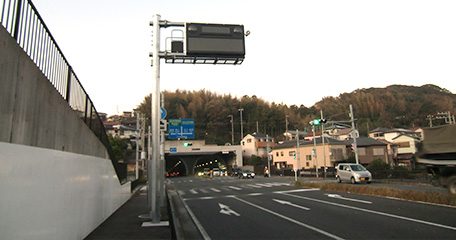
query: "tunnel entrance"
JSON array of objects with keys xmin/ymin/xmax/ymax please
[
  {"xmin": 194, "ymin": 155, "xmax": 228, "ymax": 176},
  {"xmin": 165, "ymin": 155, "xmax": 187, "ymax": 177}
]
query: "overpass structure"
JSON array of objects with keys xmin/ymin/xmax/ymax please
[{"xmin": 165, "ymin": 140, "xmax": 243, "ymax": 176}]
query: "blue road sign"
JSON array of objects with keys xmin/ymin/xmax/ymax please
[
  {"xmin": 168, "ymin": 119, "xmax": 195, "ymax": 139},
  {"xmin": 170, "ymin": 147, "xmax": 177, "ymax": 153},
  {"xmin": 160, "ymin": 107, "xmax": 167, "ymax": 119}
]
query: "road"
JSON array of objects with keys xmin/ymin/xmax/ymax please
[{"xmin": 169, "ymin": 176, "xmax": 456, "ymax": 239}]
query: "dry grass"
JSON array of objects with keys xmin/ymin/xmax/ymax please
[{"xmin": 294, "ymin": 181, "xmax": 456, "ymax": 206}]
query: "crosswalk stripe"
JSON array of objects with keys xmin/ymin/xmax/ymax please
[
  {"xmin": 228, "ymin": 186, "xmax": 242, "ymax": 191},
  {"xmin": 210, "ymin": 188, "xmax": 221, "ymax": 192}
]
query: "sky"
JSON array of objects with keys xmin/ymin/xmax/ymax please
[{"xmin": 32, "ymin": 0, "xmax": 456, "ymax": 116}]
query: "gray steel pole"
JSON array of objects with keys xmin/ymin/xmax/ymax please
[
  {"xmin": 136, "ymin": 112, "xmax": 139, "ymax": 180},
  {"xmin": 296, "ymin": 129, "xmax": 300, "ymax": 170},
  {"xmin": 238, "ymin": 108, "xmax": 244, "ymax": 141},
  {"xmin": 149, "ymin": 13, "xmax": 161, "ymax": 223},
  {"xmin": 160, "ymin": 93, "xmax": 165, "ymax": 207},
  {"xmin": 312, "ymin": 124, "xmax": 319, "ymax": 178},
  {"xmin": 229, "ymin": 115, "xmax": 234, "ymax": 145},
  {"xmin": 350, "ymin": 104, "xmax": 359, "ymax": 164},
  {"xmin": 320, "ymin": 109, "xmax": 327, "ymax": 179},
  {"xmin": 266, "ymin": 134, "xmax": 271, "ymax": 177}
]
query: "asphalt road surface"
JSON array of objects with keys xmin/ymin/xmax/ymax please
[{"xmin": 169, "ymin": 176, "xmax": 456, "ymax": 239}]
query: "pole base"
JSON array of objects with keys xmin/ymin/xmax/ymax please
[{"xmin": 141, "ymin": 221, "xmax": 169, "ymax": 227}]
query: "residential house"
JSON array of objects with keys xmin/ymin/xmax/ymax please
[
  {"xmin": 241, "ymin": 133, "xmax": 275, "ymax": 159},
  {"xmin": 104, "ymin": 122, "xmax": 137, "ymax": 139},
  {"xmin": 369, "ymin": 127, "xmax": 421, "ymax": 167},
  {"xmin": 345, "ymin": 137, "xmax": 389, "ymax": 165},
  {"xmin": 272, "ymin": 137, "xmax": 348, "ymax": 170}
]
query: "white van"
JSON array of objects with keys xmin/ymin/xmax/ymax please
[{"xmin": 336, "ymin": 163, "xmax": 372, "ymax": 184}]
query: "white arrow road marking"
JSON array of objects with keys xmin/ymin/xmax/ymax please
[
  {"xmin": 273, "ymin": 199, "xmax": 310, "ymax": 211},
  {"xmin": 234, "ymin": 197, "xmax": 344, "ymax": 240},
  {"xmin": 326, "ymin": 194, "xmax": 372, "ymax": 204},
  {"xmin": 219, "ymin": 203, "xmax": 241, "ymax": 216}
]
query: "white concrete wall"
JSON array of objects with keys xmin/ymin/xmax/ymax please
[
  {"xmin": 0, "ymin": 142, "xmax": 131, "ymax": 240},
  {"xmin": 0, "ymin": 26, "xmax": 108, "ymax": 159}
]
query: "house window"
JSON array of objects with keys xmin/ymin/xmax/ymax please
[
  {"xmin": 276, "ymin": 152, "xmax": 279, "ymax": 157},
  {"xmin": 289, "ymin": 151, "xmax": 296, "ymax": 156},
  {"xmin": 281, "ymin": 151, "xmax": 284, "ymax": 156},
  {"xmin": 306, "ymin": 162, "xmax": 310, "ymax": 167},
  {"xmin": 358, "ymin": 148, "xmax": 366, "ymax": 156},
  {"xmin": 247, "ymin": 139, "xmax": 252, "ymax": 143},
  {"xmin": 306, "ymin": 155, "xmax": 312, "ymax": 161},
  {"xmin": 397, "ymin": 142, "xmax": 410, "ymax": 148},
  {"xmin": 373, "ymin": 148, "xmax": 384, "ymax": 155}
]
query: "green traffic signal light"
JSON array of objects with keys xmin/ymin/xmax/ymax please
[
  {"xmin": 184, "ymin": 142, "xmax": 192, "ymax": 147},
  {"xmin": 313, "ymin": 119, "xmax": 320, "ymax": 125}
]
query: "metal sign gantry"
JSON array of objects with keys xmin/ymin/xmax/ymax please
[{"xmin": 147, "ymin": 14, "xmax": 246, "ymax": 225}]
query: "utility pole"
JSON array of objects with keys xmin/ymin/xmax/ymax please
[
  {"xmin": 238, "ymin": 108, "xmax": 244, "ymax": 141},
  {"xmin": 266, "ymin": 134, "xmax": 271, "ymax": 177},
  {"xmin": 320, "ymin": 109, "xmax": 327, "ymax": 179},
  {"xmin": 228, "ymin": 115, "xmax": 234, "ymax": 145},
  {"xmin": 350, "ymin": 104, "xmax": 359, "ymax": 164},
  {"xmin": 296, "ymin": 129, "xmax": 301, "ymax": 178},
  {"xmin": 285, "ymin": 115, "xmax": 289, "ymax": 140},
  {"xmin": 311, "ymin": 122, "xmax": 319, "ymax": 178},
  {"xmin": 136, "ymin": 112, "xmax": 140, "ymax": 180}
]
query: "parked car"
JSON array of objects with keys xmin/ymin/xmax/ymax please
[
  {"xmin": 336, "ymin": 163, "xmax": 372, "ymax": 184},
  {"xmin": 213, "ymin": 168, "xmax": 220, "ymax": 176},
  {"xmin": 239, "ymin": 169, "xmax": 255, "ymax": 179},
  {"xmin": 220, "ymin": 169, "xmax": 228, "ymax": 176}
]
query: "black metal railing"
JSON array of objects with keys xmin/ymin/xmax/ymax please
[{"xmin": 1, "ymin": 0, "xmax": 126, "ymax": 181}]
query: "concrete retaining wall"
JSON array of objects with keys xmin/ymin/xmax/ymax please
[
  {"xmin": 0, "ymin": 142, "xmax": 131, "ymax": 240},
  {"xmin": 0, "ymin": 26, "xmax": 108, "ymax": 159}
]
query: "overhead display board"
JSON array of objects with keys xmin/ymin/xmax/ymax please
[{"xmin": 186, "ymin": 23, "xmax": 245, "ymax": 58}]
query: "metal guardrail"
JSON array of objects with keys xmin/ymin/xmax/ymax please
[{"xmin": 1, "ymin": 0, "xmax": 126, "ymax": 181}]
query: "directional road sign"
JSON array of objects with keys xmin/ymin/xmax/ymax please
[{"xmin": 168, "ymin": 119, "xmax": 195, "ymax": 139}]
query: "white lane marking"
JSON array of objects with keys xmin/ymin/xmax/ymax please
[
  {"xmin": 181, "ymin": 198, "xmax": 211, "ymax": 240},
  {"xmin": 326, "ymin": 194, "xmax": 372, "ymax": 204},
  {"xmin": 200, "ymin": 189, "xmax": 209, "ymax": 193},
  {"xmin": 177, "ymin": 190, "xmax": 185, "ymax": 196},
  {"xmin": 283, "ymin": 193, "xmax": 456, "ymax": 231},
  {"xmin": 210, "ymin": 188, "xmax": 221, "ymax": 192},
  {"xmin": 274, "ymin": 188, "xmax": 319, "ymax": 194},
  {"xmin": 189, "ymin": 189, "xmax": 198, "ymax": 194},
  {"xmin": 273, "ymin": 199, "xmax": 310, "ymax": 211},
  {"xmin": 247, "ymin": 192, "xmax": 264, "ymax": 196},
  {"xmin": 247, "ymin": 184, "xmax": 263, "ymax": 188},
  {"xmin": 228, "ymin": 186, "xmax": 242, "ymax": 191},
  {"xmin": 219, "ymin": 203, "xmax": 241, "ymax": 216},
  {"xmin": 256, "ymin": 183, "xmax": 273, "ymax": 187},
  {"xmin": 233, "ymin": 197, "xmax": 344, "ymax": 240}
]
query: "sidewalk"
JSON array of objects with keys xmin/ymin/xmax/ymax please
[{"xmin": 84, "ymin": 187, "xmax": 172, "ymax": 240}]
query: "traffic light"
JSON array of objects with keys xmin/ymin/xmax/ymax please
[
  {"xmin": 184, "ymin": 142, "xmax": 193, "ymax": 147},
  {"xmin": 310, "ymin": 119, "xmax": 327, "ymax": 126},
  {"xmin": 293, "ymin": 153, "xmax": 296, "ymax": 159}
]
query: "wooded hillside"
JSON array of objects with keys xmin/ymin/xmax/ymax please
[{"xmin": 136, "ymin": 84, "xmax": 455, "ymax": 145}]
